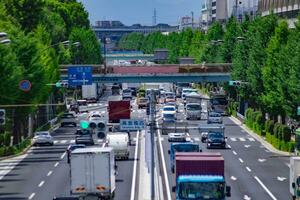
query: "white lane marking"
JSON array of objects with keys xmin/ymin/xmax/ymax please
[
  {"xmin": 230, "ymin": 137, "xmax": 237, "ymax": 142},
  {"xmin": 244, "ymin": 145, "xmax": 251, "ymax": 148},
  {"xmin": 130, "ymin": 130, "xmax": 140, "ymax": 200},
  {"xmin": 246, "ymin": 167, "xmax": 252, "ymax": 172},
  {"xmin": 47, "ymin": 171, "xmax": 53, "ymax": 176},
  {"xmin": 102, "ymin": 142, "xmax": 106, "ymax": 148},
  {"xmin": 241, "ymin": 129, "xmax": 246, "ymax": 132},
  {"xmin": 101, "ymin": 111, "xmax": 105, "ymax": 114},
  {"xmin": 38, "ymin": 180, "xmax": 45, "ymax": 187},
  {"xmin": 54, "ymin": 162, "xmax": 59, "ymax": 167},
  {"xmin": 244, "ymin": 195, "xmax": 251, "ymax": 200},
  {"xmin": 157, "ymin": 122, "xmax": 172, "ymax": 200},
  {"xmin": 60, "ymin": 140, "xmax": 67, "ymax": 144},
  {"xmin": 286, "ymin": 163, "xmax": 291, "ymax": 168},
  {"xmin": 239, "ymin": 158, "xmax": 244, "ymax": 163},
  {"xmin": 277, "ymin": 176, "xmax": 286, "ymax": 181},
  {"xmin": 258, "ymin": 158, "xmax": 266, "ymax": 163},
  {"xmin": 239, "ymin": 137, "xmax": 246, "ymax": 142},
  {"xmin": 194, "ymin": 137, "xmax": 200, "ymax": 142},
  {"xmin": 230, "ymin": 176, "xmax": 237, "ymax": 181},
  {"xmin": 60, "ymin": 152, "xmax": 66, "ymax": 159},
  {"xmin": 28, "ymin": 193, "xmax": 35, "ymax": 200},
  {"xmin": 54, "ymin": 140, "xmax": 58, "ymax": 144},
  {"xmin": 254, "ymin": 176, "xmax": 277, "ymax": 200},
  {"xmin": 232, "ymin": 151, "xmax": 237, "ymax": 155},
  {"xmin": 70, "ymin": 139, "xmax": 75, "ymax": 143},
  {"xmin": 248, "ymin": 137, "xmax": 255, "ymax": 142}
]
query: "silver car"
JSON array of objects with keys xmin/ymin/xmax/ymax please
[
  {"xmin": 168, "ymin": 132, "xmax": 191, "ymax": 142},
  {"xmin": 207, "ymin": 112, "xmax": 223, "ymax": 124},
  {"xmin": 33, "ymin": 131, "xmax": 54, "ymax": 146}
]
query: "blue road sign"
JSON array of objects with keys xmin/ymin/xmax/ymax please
[
  {"xmin": 120, "ymin": 119, "xmax": 145, "ymax": 131},
  {"xmin": 68, "ymin": 66, "xmax": 92, "ymax": 86},
  {"xmin": 19, "ymin": 80, "xmax": 32, "ymax": 92}
]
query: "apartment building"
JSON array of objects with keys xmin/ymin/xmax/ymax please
[{"xmin": 259, "ymin": 0, "xmax": 300, "ymax": 18}]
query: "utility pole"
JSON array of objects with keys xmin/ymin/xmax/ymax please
[
  {"xmin": 150, "ymin": 89, "xmax": 156, "ymax": 200},
  {"xmin": 102, "ymin": 37, "xmax": 107, "ymax": 74}
]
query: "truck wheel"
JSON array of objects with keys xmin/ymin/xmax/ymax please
[
  {"xmin": 186, "ymin": 117, "xmax": 189, "ymax": 120},
  {"xmin": 61, "ymin": 123, "xmax": 64, "ymax": 127}
]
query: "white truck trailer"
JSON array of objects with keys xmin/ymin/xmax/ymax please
[
  {"xmin": 290, "ymin": 157, "xmax": 300, "ymax": 200},
  {"xmin": 82, "ymin": 83, "xmax": 97, "ymax": 101},
  {"xmin": 70, "ymin": 147, "xmax": 116, "ymax": 199}
]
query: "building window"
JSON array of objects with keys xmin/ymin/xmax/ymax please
[
  {"xmin": 212, "ymin": 9, "xmax": 216, "ymax": 14},
  {"xmin": 212, "ymin": 1, "xmax": 216, "ymax": 7}
]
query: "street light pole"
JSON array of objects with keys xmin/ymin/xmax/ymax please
[{"xmin": 102, "ymin": 37, "xmax": 107, "ymax": 74}]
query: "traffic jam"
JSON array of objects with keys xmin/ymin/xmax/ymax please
[{"xmin": 33, "ymin": 81, "xmax": 230, "ymax": 200}]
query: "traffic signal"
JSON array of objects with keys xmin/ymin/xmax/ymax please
[
  {"xmin": 80, "ymin": 120, "xmax": 89, "ymax": 129},
  {"xmin": 0, "ymin": 109, "xmax": 5, "ymax": 125},
  {"xmin": 229, "ymin": 81, "xmax": 242, "ymax": 86},
  {"xmin": 55, "ymin": 81, "xmax": 68, "ymax": 88}
]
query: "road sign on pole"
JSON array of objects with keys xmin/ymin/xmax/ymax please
[
  {"xmin": 19, "ymin": 80, "xmax": 32, "ymax": 92},
  {"xmin": 120, "ymin": 119, "xmax": 145, "ymax": 131},
  {"xmin": 68, "ymin": 66, "xmax": 92, "ymax": 86}
]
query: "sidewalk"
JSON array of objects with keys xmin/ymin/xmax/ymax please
[{"xmin": 230, "ymin": 116, "xmax": 291, "ymax": 156}]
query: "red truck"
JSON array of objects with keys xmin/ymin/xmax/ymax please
[
  {"xmin": 108, "ymin": 100, "xmax": 130, "ymax": 123},
  {"xmin": 174, "ymin": 152, "xmax": 231, "ymax": 200}
]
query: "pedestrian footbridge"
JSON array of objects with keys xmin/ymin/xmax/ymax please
[{"xmin": 60, "ymin": 63, "xmax": 232, "ymax": 83}]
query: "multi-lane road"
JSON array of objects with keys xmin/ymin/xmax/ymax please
[
  {"xmin": 157, "ymin": 95, "xmax": 290, "ymax": 200},
  {"xmin": 0, "ymin": 85, "xmax": 291, "ymax": 200}
]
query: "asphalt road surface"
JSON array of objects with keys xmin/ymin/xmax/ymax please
[
  {"xmin": 0, "ymin": 90, "xmax": 141, "ymax": 200},
  {"xmin": 157, "ymin": 95, "xmax": 290, "ymax": 200}
]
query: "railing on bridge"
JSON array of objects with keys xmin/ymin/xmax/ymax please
[{"xmin": 59, "ymin": 64, "xmax": 232, "ymax": 75}]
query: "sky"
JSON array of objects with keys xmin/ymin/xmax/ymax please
[{"xmin": 78, "ymin": 0, "xmax": 203, "ymax": 26}]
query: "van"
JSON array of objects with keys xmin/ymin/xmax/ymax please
[{"xmin": 106, "ymin": 132, "xmax": 129, "ymax": 160}]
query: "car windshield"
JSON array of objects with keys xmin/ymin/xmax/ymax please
[
  {"xmin": 140, "ymin": 98, "xmax": 148, "ymax": 103},
  {"xmin": 209, "ymin": 113, "xmax": 221, "ymax": 117},
  {"xmin": 35, "ymin": 132, "xmax": 49, "ymax": 136},
  {"xmin": 77, "ymin": 100, "xmax": 87, "ymax": 106},
  {"xmin": 123, "ymin": 89, "xmax": 131, "ymax": 93},
  {"xmin": 62, "ymin": 114, "xmax": 74, "ymax": 118},
  {"xmin": 211, "ymin": 98, "xmax": 227, "ymax": 105},
  {"xmin": 78, "ymin": 130, "xmax": 92, "ymax": 135},
  {"xmin": 164, "ymin": 107, "xmax": 175, "ymax": 111},
  {"xmin": 91, "ymin": 115, "xmax": 101, "ymax": 118},
  {"xmin": 179, "ymin": 182, "xmax": 225, "ymax": 199},
  {"xmin": 208, "ymin": 132, "xmax": 224, "ymax": 139},
  {"xmin": 163, "ymin": 113, "xmax": 175, "ymax": 119},
  {"xmin": 186, "ymin": 104, "xmax": 201, "ymax": 111},
  {"xmin": 70, "ymin": 145, "xmax": 85, "ymax": 150}
]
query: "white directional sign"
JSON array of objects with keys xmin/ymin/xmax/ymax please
[{"xmin": 120, "ymin": 119, "xmax": 145, "ymax": 131}]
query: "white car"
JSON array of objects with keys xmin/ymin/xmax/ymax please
[
  {"xmin": 33, "ymin": 131, "xmax": 54, "ymax": 146},
  {"xmin": 181, "ymin": 88, "xmax": 197, "ymax": 100},
  {"xmin": 207, "ymin": 112, "xmax": 223, "ymax": 124},
  {"xmin": 122, "ymin": 89, "xmax": 132, "ymax": 100},
  {"xmin": 168, "ymin": 132, "xmax": 191, "ymax": 142},
  {"xmin": 162, "ymin": 106, "xmax": 177, "ymax": 122}
]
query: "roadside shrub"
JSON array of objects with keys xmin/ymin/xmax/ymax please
[
  {"xmin": 273, "ymin": 123, "xmax": 281, "ymax": 138},
  {"xmin": 253, "ymin": 111, "xmax": 263, "ymax": 134},
  {"xmin": 3, "ymin": 132, "xmax": 11, "ymax": 146},
  {"xmin": 0, "ymin": 147, "xmax": 5, "ymax": 157},
  {"xmin": 282, "ymin": 125, "xmax": 291, "ymax": 142},
  {"xmin": 245, "ymin": 108, "xmax": 254, "ymax": 127},
  {"xmin": 0, "ymin": 134, "xmax": 4, "ymax": 146}
]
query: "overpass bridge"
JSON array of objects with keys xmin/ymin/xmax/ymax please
[{"xmin": 59, "ymin": 64, "xmax": 232, "ymax": 83}]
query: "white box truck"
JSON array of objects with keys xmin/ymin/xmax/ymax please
[
  {"xmin": 70, "ymin": 147, "xmax": 116, "ymax": 199},
  {"xmin": 106, "ymin": 132, "xmax": 130, "ymax": 160},
  {"xmin": 290, "ymin": 157, "xmax": 300, "ymax": 200},
  {"xmin": 82, "ymin": 83, "xmax": 97, "ymax": 102}
]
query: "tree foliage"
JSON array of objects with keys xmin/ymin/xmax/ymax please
[{"xmin": 118, "ymin": 14, "xmax": 300, "ymax": 120}]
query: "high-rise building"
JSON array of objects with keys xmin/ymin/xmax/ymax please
[
  {"xmin": 229, "ymin": 0, "xmax": 258, "ymax": 20},
  {"xmin": 201, "ymin": 0, "xmax": 212, "ymax": 30},
  {"xmin": 258, "ymin": 0, "xmax": 300, "ymax": 18}
]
